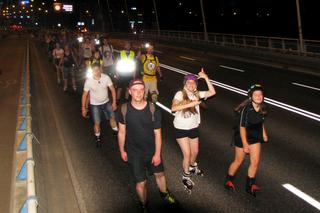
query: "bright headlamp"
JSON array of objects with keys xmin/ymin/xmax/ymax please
[
  {"xmin": 144, "ymin": 42, "xmax": 150, "ymax": 49},
  {"xmin": 95, "ymin": 38, "xmax": 100, "ymax": 45},
  {"xmin": 77, "ymin": 36, "xmax": 84, "ymax": 43},
  {"xmin": 86, "ymin": 67, "xmax": 93, "ymax": 78},
  {"xmin": 116, "ymin": 59, "xmax": 136, "ymax": 73}
]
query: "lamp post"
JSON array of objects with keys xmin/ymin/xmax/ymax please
[
  {"xmin": 124, "ymin": 0, "xmax": 130, "ymax": 29},
  {"xmin": 105, "ymin": 0, "xmax": 114, "ymax": 31},
  {"xmin": 152, "ymin": 0, "xmax": 160, "ymax": 37},
  {"xmin": 295, "ymin": 0, "xmax": 304, "ymax": 53},
  {"xmin": 200, "ymin": 0, "xmax": 208, "ymax": 42}
]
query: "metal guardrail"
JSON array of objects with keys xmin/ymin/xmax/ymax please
[
  {"xmin": 135, "ymin": 30, "xmax": 320, "ymax": 57},
  {"xmin": 11, "ymin": 40, "xmax": 38, "ymax": 213}
]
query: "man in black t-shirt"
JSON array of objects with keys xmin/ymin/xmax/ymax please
[{"xmin": 117, "ymin": 79, "xmax": 176, "ymax": 212}]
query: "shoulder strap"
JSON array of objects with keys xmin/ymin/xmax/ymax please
[
  {"xmin": 142, "ymin": 54, "xmax": 148, "ymax": 65},
  {"xmin": 122, "ymin": 102, "xmax": 155, "ymax": 123},
  {"xmin": 149, "ymin": 102, "xmax": 156, "ymax": 122},
  {"xmin": 121, "ymin": 103, "xmax": 128, "ymax": 124}
]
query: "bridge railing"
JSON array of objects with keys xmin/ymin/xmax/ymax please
[
  {"xmin": 134, "ymin": 30, "xmax": 320, "ymax": 57},
  {"xmin": 11, "ymin": 39, "xmax": 38, "ymax": 213}
]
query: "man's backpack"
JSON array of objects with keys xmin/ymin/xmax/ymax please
[{"xmin": 121, "ymin": 102, "xmax": 156, "ymax": 124}]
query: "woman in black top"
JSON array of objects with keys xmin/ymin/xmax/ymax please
[
  {"xmin": 225, "ymin": 84, "xmax": 268, "ymax": 196},
  {"xmin": 62, "ymin": 44, "xmax": 77, "ymax": 91}
]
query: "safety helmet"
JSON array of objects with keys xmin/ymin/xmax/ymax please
[
  {"xmin": 183, "ymin": 74, "xmax": 198, "ymax": 85},
  {"xmin": 247, "ymin": 84, "xmax": 263, "ymax": 98}
]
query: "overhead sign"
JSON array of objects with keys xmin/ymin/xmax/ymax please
[
  {"xmin": 63, "ymin": 4, "xmax": 73, "ymax": 12},
  {"xmin": 19, "ymin": 0, "xmax": 30, "ymax": 5}
]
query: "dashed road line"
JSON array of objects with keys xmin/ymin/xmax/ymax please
[
  {"xmin": 283, "ymin": 184, "xmax": 320, "ymax": 211},
  {"xmin": 220, "ymin": 65, "xmax": 245, "ymax": 72},
  {"xmin": 292, "ymin": 82, "xmax": 320, "ymax": 91},
  {"xmin": 179, "ymin": 56, "xmax": 196, "ymax": 61}
]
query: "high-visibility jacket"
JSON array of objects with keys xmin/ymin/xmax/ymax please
[{"xmin": 120, "ymin": 50, "xmax": 135, "ymax": 60}]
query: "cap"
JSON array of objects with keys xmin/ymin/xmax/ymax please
[{"xmin": 129, "ymin": 78, "xmax": 145, "ymax": 88}]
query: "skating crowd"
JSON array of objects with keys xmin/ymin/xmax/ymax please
[{"xmin": 40, "ymin": 30, "xmax": 268, "ymax": 212}]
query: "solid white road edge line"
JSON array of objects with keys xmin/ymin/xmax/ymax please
[{"xmin": 160, "ymin": 63, "xmax": 320, "ymax": 122}]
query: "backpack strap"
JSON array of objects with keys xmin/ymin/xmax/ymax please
[
  {"xmin": 121, "ymin": 102, "xmax": 155, "ymax": 124},
  {"xmin": 121, "ymin": 103, "xmax": 128, "ymax": 124}
]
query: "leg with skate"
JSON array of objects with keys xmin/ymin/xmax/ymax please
[
  {"xmin": 182, "ymin": 172, "xmax": 194, "ymax": 194},
  {"xmin": 189, "ymin": 162, "xmax": 204, "ymax": 177},
  {"xmin": 246, "ymin": 177, "xmax": 260, "ymax": 197}
]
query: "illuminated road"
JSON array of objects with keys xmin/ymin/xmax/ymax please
[{"xmin": 28, "ymin": 38, "xmax": 320, "ymax": 212}]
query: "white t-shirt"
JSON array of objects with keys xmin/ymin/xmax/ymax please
[
  {"xmin": 53, "ymin": 48, "xmax": 64, "ymax": 59},
  {"xmin": 173, "ymin": 90, "xmax": 206, "ymax": 130},
  {"xmin": 99, "ymin": 45, "xmax": 114, "ymax": 67},
  {"xmin": 83, "ymin": 73, "xmax": 113, "ymax": 105}
]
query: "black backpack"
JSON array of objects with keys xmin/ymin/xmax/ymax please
[{"xmin": 120, "ymin": 102, "xmax": 156, "ymax": 124}]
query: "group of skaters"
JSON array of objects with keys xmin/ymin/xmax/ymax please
[{"xmin": 43, "ymin": 31, "xmax": 268, "ymax": 212}]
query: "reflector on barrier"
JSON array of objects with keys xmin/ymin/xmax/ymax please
[
  {"xmin": 18, "ymin": 134, "xmax": 27, "ymax": 151},
  {"xmin": 16, "ymin": 161, "xmax": 27, "ymax": 181},
  {"xmin": 19, "ymin": 196, "xmax": 38, "ymax": 213},
  {"xmin": 20, "ymin": 106, "xmax": 26, "ymax": 117},
  {"xmin": 19, "ymin": 118, "xmax": 27, "ymax": 131}
]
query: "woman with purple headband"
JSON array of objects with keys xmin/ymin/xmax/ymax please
[{"xmin": 171, "ymin": 68, "xmax": 216, "ymax": 194}]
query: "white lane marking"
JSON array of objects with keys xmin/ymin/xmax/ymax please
[
  {"xmin": 179, "ymin": 56, "xmax": 196, "ymax": 61},
  {"xmin": 220, "ymin": 65, "xmax": 245, "ymax": 73},
  {"xmin": 292, "ymin": 82, "xmax": 320, "ymax": 91},
  {"xmin": 160, "ymin": 63, "xmax": 320, "ymax": 122},
  {"xmin": 283, "ymin": 184, "xmax": 320, "ymax": 211}
]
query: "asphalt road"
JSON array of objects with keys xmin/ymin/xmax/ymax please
[{"xmin": 29, "ymin": 39, "xmax": 320, "ymax": 213}]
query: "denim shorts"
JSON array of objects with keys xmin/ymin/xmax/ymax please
[{"xmin": 90, "ymin": 102, "xmax": 115, "ymax": 124}]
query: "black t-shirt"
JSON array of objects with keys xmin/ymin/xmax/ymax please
[
  {"xmin": 117, "ymin": 102, "xmax": 161, "ymax": 156},
  {"xmin": 236, "ymin": 103, "xmax": 265, "ymax": 143}
]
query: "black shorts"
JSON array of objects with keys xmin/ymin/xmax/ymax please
[
  {"xmin": 127, "ymin": 153, "xmax": 164, "ymax": 183},
  {"xmin": 54, "ymin": 58, "xmax": 61, "ymax": 66},
  {"xmin": 233, "ymin": 133, "xmax": 261, "ymax": 148},
  {"xmin": 175, "ymin": 127, "xmax": 199, "ymax": 139}
]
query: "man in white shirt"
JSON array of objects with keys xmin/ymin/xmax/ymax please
[{"xmin": 81, "ymin": 63, "xmax": 117, "ymax": 147}]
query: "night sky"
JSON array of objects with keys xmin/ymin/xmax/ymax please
[
  {"xmin": 2, "ymin": 0, "xmax": 320, "ymax": 40},
  {"xmin": 96, "ymin": 0, "xmax": 320, "ymax": 39}
]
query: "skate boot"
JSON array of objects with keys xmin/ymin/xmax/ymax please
[
  {"xmin": 138, "ymin": 201, "xmax": 149, "ymax": 213},
  {"xmin": 182, "ymin": 172, "xmax": 194, "ymax": 194},
  {"xmin": 95, "ymin": 135, "xmax": 102, "ymax": 148},
  {"xmin": 224, "ymin": 174, "xmax": 235, "ymax": 191},
  {"xmin": 189, "ymin": 162, "xmax": 204, "ymax": 176},
  {"xmin": 246, "ymin": 177, "xmax": 260, "ymax": 197},
  {"xmin": 160, "ymin": 190, "xmax": 176, "ymax": 205}
]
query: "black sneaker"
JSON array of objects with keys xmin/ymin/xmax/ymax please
[
  {"xmin": 95, "ymin": 136, "xmax": 102, "ymax": 148},
  {"xmin": 138, "ymin": 201, "xmax": 149, "ymax": 213},
  {"xmin": 160, "ymin": 191, "xmax": 176, "ymax": 205}
]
